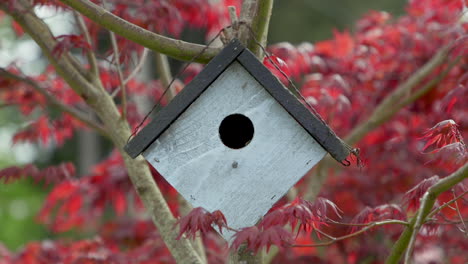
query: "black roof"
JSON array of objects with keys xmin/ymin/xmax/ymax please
[{"xmin": 124, "ymin": 39, "xmax": 350, "ymax": 163}]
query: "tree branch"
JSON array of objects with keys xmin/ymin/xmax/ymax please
[
  {"xmin": 1, "ymin": 2, "xmax": 204, "ymax": 263},
  {"xmin": 58, "ymin": 0, "xmax": 220, "ymax": 63},
  {"xmin": 293, "ymin": 220, "xmax": 408, "ymax": 248},
  {"xmin": 426, "ymin": 189, "xmax": 468, "ymax": 219},
  {"xmin": 154, "ymin": 52, "xmax": 177, "ymax": 99},
  {"xmin": 238, "ymin": 0, "xmax": 258, "ymax": 46},
  {"xmin": 101, "ymin": 0, "xmax": 127, "ymax": 118},
  {"xmin": 385, "ymin": 162, "xmax": 468, "ymax": 264},
  {"xmin": 108, "ymin": 25, "xmax": 127, "ymax": 119},
  {"xmin": 345, "ymin": 44, "xmax": 451, "ymax": 145},
  {"xmin": 158, "ymin": 56, "xmax": 208, "ymax": 263},
  {"xmin": 0, "ymin": 68, "xmax": 108, "ymax": 137},
  {"xmin": 124, "ymin": 48, "xmax": 149, "ymax": 85},
  {"xmin": 248, "ymin": 0, "xmax": 274, "ymax": 57},
  {"xmin": 0, "ymin": 2, "xmax": 99, "ymax": 101},
  {"xmin": 73, "ymin": 11, "xmax": 100, "ymax": 79}
]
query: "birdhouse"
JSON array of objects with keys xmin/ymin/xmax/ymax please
[{"xmin": 125, "ymin": 39, "xmax": 350, "ymax": 241}]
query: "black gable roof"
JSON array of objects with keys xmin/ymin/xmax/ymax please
[{"xmin": 124, "ymin": 39, "xmax": 350, "ymax": 163}]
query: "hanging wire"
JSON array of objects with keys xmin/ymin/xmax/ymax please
[
  {"xmin": 242, "ymin": 24, "xmax": 360, "ymax": 165},
  {"xmin": 127, "ymin": 29, "xmax": 228, "ymax": 143},
  {"xmin": 242, "ymin": 24, "xmax": 328, "ymax": 126},
  {"xmin": 127, "ymin": 23, "xmax": 360, "ymax": 166}
]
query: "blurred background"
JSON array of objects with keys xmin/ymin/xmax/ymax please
[{"xmin": 0, "ymin": 0, "xmax": 405, "ymax": 251}]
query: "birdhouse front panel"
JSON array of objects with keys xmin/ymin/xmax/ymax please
[{"xmin": 143, "ymin": 61, "xmax": 327, "ymax": 239}]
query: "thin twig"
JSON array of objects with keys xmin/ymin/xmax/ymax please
[
  {"xmin": 293, "ymin": 220, "xmax": 406, "ymax": 248},
  {"xmin": 0, "ymin": 68, "xmax": 108, "ymax": 137},
  {"xmin": 58, "ymin": 0, "xmax": 221, "ymax": 63},
  {"xmin": 453, "ymin": 190, "xmax": 467, "ymax": 234},
  {"xmin": 428, "ymin": 219, "xmax": 468, "ymax": 225},
  {"xmin": 326, "ymin": 219, "xmax": 409, "ymax": 227},
  {"xmin": 101, "ymin": 0, "xmax": 127, "ymax": 119},
  {"xmin": 154, "ymin": 52, "xmax": 176, "ymax": 99},
  {"xmin": 123, "ymin": 48, "xmax": 149, "ymax": 85},
  {"xmin": 73, "ymin": 11, "xmax": 100, "ymax": 79},
  {"xmin": 426, "ymin": 189, "xmax": 468, "ymax": 219}
]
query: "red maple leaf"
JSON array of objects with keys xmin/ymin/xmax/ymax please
[
  {"xmin": 350, "ymin": 204, "xmax": 406, "ymax": 233},
  {"xmin": 260, "ymin": 197, "xmax": 342, "ymax": 235},
  {"xmin": 420, "ymin": 120, "xmax": 465, "ymax": 153},
  {"xmin": 402, "ymin": 175, "xmax": 440, "ymax": 212},
  {"xmin": 0, "ymin": 163, "xmax": 75, "ymax": 185},
  {"xmin": 231, "ymin": 225, "xmax": 293, "ymax": 253},
  {"xmin": 52, "ymin": 34, "xmax": 91, "ymax": 58},
  {"xmin": 176, "ymin": 207, "xmax": 227, "ymax": 240}
]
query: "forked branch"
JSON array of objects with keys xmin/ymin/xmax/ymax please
[
  {"xmin": 58, "ymin": 0, "xmax": 221, "ymax": 63},
  {"xmin": 386, "ymin": 162, "xmax": 468, "ymax": 264}
]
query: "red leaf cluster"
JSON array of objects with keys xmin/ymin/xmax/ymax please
[
  {"xmin": 12, "ymin": 115, "xmax": 77, "ymax": 146},
  {"xmin": 261, "ymin": 197, "xmax": 342, "ymax": 235},
  {"xmin": 38, "ymin": 152, "xmax": 132, "ymax": 231},
  {"xmin": 0, "ymin": 162, "xmax": 75, "ymax": 185},
  {"xmin": 402, "ymin": 175, "xmax": 440, "ymax": 212},
  {"xmin": 52, "ymin": 35, "xmax": 91, "ymax": 58},
  {"xmin": 231, "ymin": 226, "xmax": 294, "ymax": 253},
  {"xmin": 350, "ymin": 204, "xmax": 406, "ymax": 232},
  {"xmin": 421, "ymin": 119, "xmax": 465, "ymax": 153},
  {"xmin": 176, "ymin": 207, "xmax": 227, "ymax": 240}
]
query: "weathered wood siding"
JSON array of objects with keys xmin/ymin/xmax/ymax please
[{"xmin": 144, "ymin": 62, "xmax": 326, "ymax": 241}]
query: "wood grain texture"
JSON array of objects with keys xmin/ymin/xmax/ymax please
[
  {"xmin": 237, "ymin": 50, "xmax": 350, "ymax": 162},
  {"xmin": 143, "ymin": 62, "xmax": 326, "ymax": 241}
]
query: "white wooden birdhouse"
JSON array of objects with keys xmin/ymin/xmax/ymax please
[{"xmin": 125, "ymin": 39, "xmax": 350, "ymax": 241}]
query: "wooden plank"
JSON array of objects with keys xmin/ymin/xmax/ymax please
[
  {"xmin": 143, "ymin": 62, "xmax": 327, "ymax": 241},
  {"xmin": 236, "ymin": 49, "xmax": 350, "ymax": 162},
  {"xmin": 237, "ymin": 49, "xmax": 350, "ymax": 162},
  {"xmin": 124, "ymin": 39, "xmax": 245, "ymax": 158}
]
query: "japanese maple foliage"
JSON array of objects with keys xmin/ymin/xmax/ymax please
[{"xmin": 0, "ymin": 0, "xmax": 467, "ymax": 263}]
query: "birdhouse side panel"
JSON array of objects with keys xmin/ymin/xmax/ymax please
[{"xmin": 143, "ymin": 62, "xmax": 327, "ymax": 240}]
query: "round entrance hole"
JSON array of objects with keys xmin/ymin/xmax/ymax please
[{"xmin": 218, "ymin": 114, "xmax": 254, "ymax": 149}]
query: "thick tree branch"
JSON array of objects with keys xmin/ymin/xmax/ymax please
[
  {"xmin": 58, "ymin": 0, "xmax": 220, "ymax": 63},
  {"xmin": 1, "ymin": 2, "xmax": 204, "ymax": 263},
  {"xmin": 238, "ymin": 0, "xmax": 258, "ymax": 46},
  {"xmin": 385, "ymin": 162, "xmax": 468, "ymax": 264},
  {"xmin": 0, "ymin": 68, "xmax": 107, "ymax": 136},
  {"xmin": 248, "ymin": 0, "xmax": 274, "ymax": 57},
  {"xmin": 345, "ymin": 44, "xmax": 451, "ymax": 145},
  {"xmin": 159, "ymin": 58, "xmax": 208, "ymax": 263}
]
